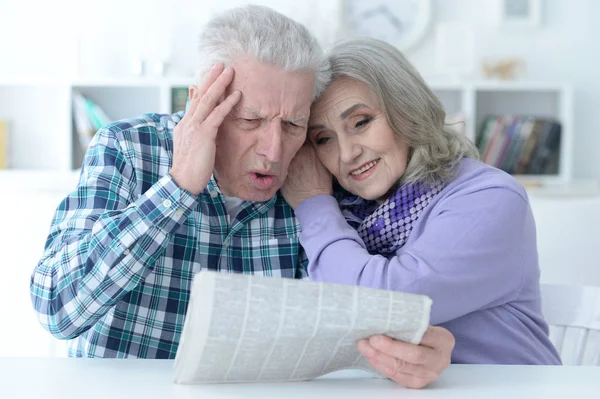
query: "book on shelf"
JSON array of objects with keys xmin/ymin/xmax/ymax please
[
  {"xmin": 72, "ymin": 92, "xmax": 113, "ymax": 152},
  {"xmin": 0, "ymin": 119, "xmax": 9, "ymax": 169},
  {"xmin": 477, "ymin": 115, "xmax": 561, "ymax": 176}
]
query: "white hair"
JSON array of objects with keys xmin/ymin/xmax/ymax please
[
  {"xmin": 323, "ymin": 37, "xmax": 479, "ymax": 185},
  {"xmin": 196, "ymin": 5, "xmax": 331, "ymax": 100}
]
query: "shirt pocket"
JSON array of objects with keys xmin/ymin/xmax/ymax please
[{"xmin": 245, "ymin": 237, "xmax": 300, "ymax": 278}]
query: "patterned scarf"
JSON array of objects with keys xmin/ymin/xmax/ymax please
[{"xmin": 339, "ymin": 181, "xmax": 445, "ymax": 254}]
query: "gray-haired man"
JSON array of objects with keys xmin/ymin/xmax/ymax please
[{"xmin": 30, "ymin": 5, "xmax": 453, "ymax": 388}]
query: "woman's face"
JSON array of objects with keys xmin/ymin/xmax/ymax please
[{"xmin": 308, "ymin": 77, "xmax": 410, "ymax": 201}]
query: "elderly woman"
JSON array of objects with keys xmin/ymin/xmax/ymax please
[{"xmin": 282, "ymin": 38, "xmax": 561, "ymax": 368}]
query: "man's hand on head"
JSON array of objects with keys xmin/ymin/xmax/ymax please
[
  {"xmin": 281, "ymin": 142, "xmax": 333, "ymax": 209},
  {"xmin": 357, "ymin": 326, "xmax": 455, "ymax": 389},
  {"xmin": 169, "ymin": 63, "xmax": 241, "ymax": 196}
]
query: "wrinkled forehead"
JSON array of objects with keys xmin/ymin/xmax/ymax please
[
  {"xmin": 310, "ymin": 77, "xmax": 380, "ymax": 123},
  {"xmin": 229, "ymin": 59, "xmax": 315, "ymax": 118}
]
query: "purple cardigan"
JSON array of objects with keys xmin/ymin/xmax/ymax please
[{"xmin": 296, "ymin": 158, "xmax": 561, "ymax": 365}]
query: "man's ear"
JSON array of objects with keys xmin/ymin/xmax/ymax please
[{"xmin": 188, "ymin": 85, "xmax": 197, "ymax": 100}]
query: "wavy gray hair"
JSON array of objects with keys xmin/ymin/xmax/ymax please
[
  {"xmin": 196, "ymin": 5, "xmax": 331, "ymax": 100},
  {"xmin": 323, "ymin": 37, "xmax": 479, "ymax": 185}
]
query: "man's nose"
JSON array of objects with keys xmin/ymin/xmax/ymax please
[{"xmin": 256, "ymin": 122, "xmax": 283, "ymax": 163}]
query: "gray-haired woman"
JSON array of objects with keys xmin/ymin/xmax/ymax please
[{"xmin": 282, "ymin": 37, "xmax": 561, "ymax": 370}]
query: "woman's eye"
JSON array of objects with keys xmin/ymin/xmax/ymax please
[
  {"xmin": 316, "ymin": 137, "xmax": 330, "ymax": 145},
  {"xmin": 355, "ymin": 117, "xmax": 372, "ymax": 128}
]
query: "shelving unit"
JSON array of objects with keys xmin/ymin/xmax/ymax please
[
  {"xmin": 0, "ymin": 78, "xmax": 192, "ymax": 171},
  {"xmin": 0, "ymin": 78, "xmax": 573, "ymax": 184},
  {"xmin": 430, "ymin": 81, "xmax": 573, "ymax": 184}
]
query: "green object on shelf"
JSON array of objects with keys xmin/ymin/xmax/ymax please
[{"xmin": 171, "ymin": 87, "xmax": 188, "ymax": 113}]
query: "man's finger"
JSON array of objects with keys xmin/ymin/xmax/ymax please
[
  {"xmin": 203, "ymin": 90, "xmax": 242, "ymax": 131},
  {"xmin": 187, "ymin": 63, "xmax": 225, "ymax": 120},
  {"xmin": 193, "ymin": 67, "xmax": 235, "ymax": 123}
]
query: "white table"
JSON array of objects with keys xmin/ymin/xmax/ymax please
[{"xmin": 1, "ymin": 358, "xmax": 598, "ymax": 398}]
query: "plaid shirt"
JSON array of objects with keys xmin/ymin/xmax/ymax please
[{"xmin": 30, "ymin": 111, "xmax": 307, "ymax": 358}]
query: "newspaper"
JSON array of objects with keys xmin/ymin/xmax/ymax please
[{"xmin": 173, "ymin": 271, "xmax": 432, "ymax": 384}]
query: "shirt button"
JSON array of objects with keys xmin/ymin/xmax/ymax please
[
  {"xmin": 210, "ymin": 192, "xmax": 218, "ymax": 198},
  {"xmin": 175, "ymin": 208, "xmax": 184, "ymax": 217},
  {"xmin": 223, "ymin": 240, "xmax": 230, "ymax": 249},
  {"xmin": 123, "ymin": 249, "xmax": 130, "ymax": 256},
  {"xmin": 162, "ymin": 199, "xmax": 172, "ymax": 208}
]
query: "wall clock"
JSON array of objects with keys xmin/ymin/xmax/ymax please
[{"xmin": 340, "ymin": 0, "xmax": 432, "ymax": 52}]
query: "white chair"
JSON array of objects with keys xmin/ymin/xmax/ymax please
[{"xmin": 540, "ymin": 283, "xmax": 600, "ymax": 365}]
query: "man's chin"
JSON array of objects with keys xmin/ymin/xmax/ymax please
[{"xmin": 237, "ymin": 184, "xmax": 281, "ymax": 202}]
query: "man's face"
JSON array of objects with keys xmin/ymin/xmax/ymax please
[{"xmin": 213, "ymin": 57, "xmax": 315, "ymax": 202}]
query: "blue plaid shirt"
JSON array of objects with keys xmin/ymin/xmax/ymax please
[{"xmin": 30, "ymin": 111, "xmax": 307, "ymax": 358}]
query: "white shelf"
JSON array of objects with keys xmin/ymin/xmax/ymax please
[
  {"xmin": 1, "ymin": 169, "xmax": 596, "ymax": 199},
  {"xmin": 524, "ymin": 178, "xmax": 600, "ymax": 198},
  {"xmin": 0, "ymin": 79, "xmax": 575, "ymax": 181},
  {"xmin": 428, "ymin": 80, "xmax": 570, "ymax": 91},
  {"xmin": 0, "ymin": 76, "xmax": 72, "ymax": 86},
  {"xmin": 71, "ymin": 77, "xmax": 194, "ymax": 88}
]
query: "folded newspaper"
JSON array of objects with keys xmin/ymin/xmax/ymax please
[{"xmin": 173, "ymin": 271, "xmax": 432, "ymax": 384}]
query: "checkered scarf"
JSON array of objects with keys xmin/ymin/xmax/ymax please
[{"xmin": 339, "ymin": 181, "xmax": 445, "ymax": 254}]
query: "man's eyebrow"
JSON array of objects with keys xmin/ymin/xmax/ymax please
[
  {"xmin": 238, "ymin": 107, "xmax": 306, "ymax": 123},
  {"xmin": 234, "ymin": 107, "xmax": 266, "ymax": 119},
  {"xmin": 340, "ymin": 103, "xmax": 369, "ymax": 120},
  {"xmin": 285, "ymin": 115, "xmax": 308, "ymax": 124}
]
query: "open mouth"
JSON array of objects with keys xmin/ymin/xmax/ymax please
[
  {"xmin": 350, "ymin": 158, "xmax": 380, "ymax": 176},
  {"xmin": 249, "ymin": 172, "xmax": 276, "ymax": 190}
]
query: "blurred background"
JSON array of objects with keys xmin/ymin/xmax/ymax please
[{"xmin": 0, "ymin": 0, "xmax": 598, "ymax": 359}]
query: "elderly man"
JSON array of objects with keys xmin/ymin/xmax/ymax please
[{"xmin": 30, "ymin": 5, "xmax": 453, "ymax": 388}]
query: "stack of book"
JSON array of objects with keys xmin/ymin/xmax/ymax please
[
  {"xmin": 477, "ymin": 115, "xmax": 562, "ymax": 175},
  {"xmin": 72, "ymin": 92, "xmax": 112, "ymax": 152},
  {"xmin": 0, "ymin": 119, "xmax": 8, "ymax": 169}
]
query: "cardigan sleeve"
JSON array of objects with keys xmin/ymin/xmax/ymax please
[{"xmin": 296, "ymin": 187, "xmax": 536, "ymax": 325}]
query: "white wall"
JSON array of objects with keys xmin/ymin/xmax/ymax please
[
  {"xmin": 1, "ymin": 0, "xmax": 599, "ymax": 179},
  {"xmin": 0, "ymin": 172, "xmax": 79, "ymax": 357},
  {"xmin": 530, "ymin": 195, "xmax": 600, "ymax": 286}
]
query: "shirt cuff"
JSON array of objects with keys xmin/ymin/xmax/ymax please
[{"xmin": 131, "ymin": 174, "xmax": 198, "ymax": 233}]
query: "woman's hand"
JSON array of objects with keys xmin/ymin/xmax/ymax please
[
  {"xmin": 357, "ymin": 326, "xmax": 455, "ymax": 389},
  {"xmin": 281, "ymin": 142, "xmax": 333, "ymax": 209}
]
